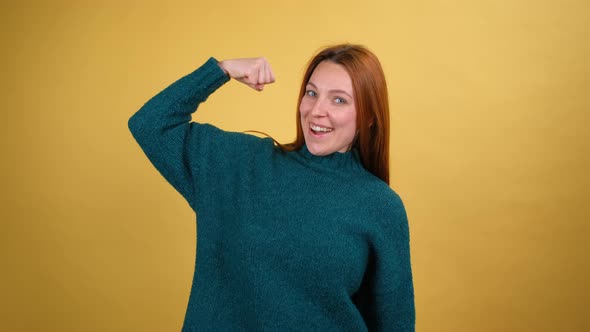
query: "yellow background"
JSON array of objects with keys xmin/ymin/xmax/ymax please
[{"xmin": 1, "ymin": 0, "xmax": 588, "ymax": 331}]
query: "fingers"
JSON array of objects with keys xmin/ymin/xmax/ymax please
[
  {"xmin": 268, "ymin": 62, "xmax": 276, "ymax": 83},
  {"xmin": 253, "ymin": 58, "xmax": 274, "ymax": 91},
  {"xmin": 245, "ymin": 58, "xmax": 272, "ymax": 91},
  {"xmin": 260, "ymin": 64, "xmax": 268, "ymax": 89},
  {"xmin": 262, "ymin": 58, "xmax": 275, "ymax": 85}
]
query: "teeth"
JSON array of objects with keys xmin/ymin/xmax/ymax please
[{"xmin": 311, "ymin": 125, "xmax": 333, "ymax": 133}]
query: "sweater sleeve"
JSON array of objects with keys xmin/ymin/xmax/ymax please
[
  {"xmin": 127, "ymin": 57, "xmax": 230, "ymax": 210},
  {"xmin": 356, "ymin": 194, "xmax": 416, "ymax": 332}
]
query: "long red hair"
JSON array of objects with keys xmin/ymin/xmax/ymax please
[{"xmin": 282, "ymin": 44, "xmax": 391, "ymax": 184}]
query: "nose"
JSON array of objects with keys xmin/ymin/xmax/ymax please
[{"xmin": 310, "ymin": 98, "xmax": 327, "ymax": 117}]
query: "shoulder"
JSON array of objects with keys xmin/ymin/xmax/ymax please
[
  {"xmin": 191, "ymin": 123, "xmax": 275, "ymax": 150},
  {"xmin": 354, "ymin": 173, "xmax": 405, "ymax": 210},
  {"xmin": 187, "ymin": 123, "xmax": 277, "ymax": 168},
  {"xmin": 353, "ymin": 175, "xmax": 409, "ymax": 230}
]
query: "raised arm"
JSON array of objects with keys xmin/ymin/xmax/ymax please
[{"xmin": 128, "ymin": 57, "xmax": 275, "ymax": 209}]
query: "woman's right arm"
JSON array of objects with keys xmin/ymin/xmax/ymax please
[{"xmin": 128, "ymin": 57, "xmax": 275, "ymax": 209}]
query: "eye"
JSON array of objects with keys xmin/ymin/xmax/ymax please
[
  {"xmin": 305, "ymin": 90, "xmax": 316, "ymax": 97},
  {"xmin": 334, "ymin": 97, "xmax": 347, "ymax": 104}
]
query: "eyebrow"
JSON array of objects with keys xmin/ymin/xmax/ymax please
[{"xmin": 307, "ymin": 82, "xmax": 353, "ymax": 99}]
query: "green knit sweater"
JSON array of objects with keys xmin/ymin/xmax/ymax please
[{"xmin": 129, "ymin": 57, "xmax": 415, "ymax": 331}]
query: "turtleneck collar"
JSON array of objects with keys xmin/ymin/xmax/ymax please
[{"xmin": 290, "ymin": 144, "xmax": 365, "ymax": 173}]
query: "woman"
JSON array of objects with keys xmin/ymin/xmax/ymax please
[{"xmin": 129, "ymin": 44, "xmax": 415, "ymax": 331}]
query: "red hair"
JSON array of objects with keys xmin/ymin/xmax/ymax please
[{"xmin": 283, "ymin": 44, "xmax": 391, "ymax": 184}]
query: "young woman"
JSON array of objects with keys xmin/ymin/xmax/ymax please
[{"xmin": 129, "ymin": 44, "xmax": 415, "ymax": 331}]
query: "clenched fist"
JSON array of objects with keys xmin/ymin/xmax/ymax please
[{"xmin": 218, "ymin": 57, "xmax": 276, "ymax": 91}]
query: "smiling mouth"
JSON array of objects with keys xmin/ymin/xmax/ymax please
[{"xmin": 310, "ymin": 124, "xmax": 333, "ymax": 133}]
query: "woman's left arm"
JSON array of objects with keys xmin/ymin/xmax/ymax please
[{"xmin": 360, "ymin": 194, "xmax": 416, "ymax": 331}]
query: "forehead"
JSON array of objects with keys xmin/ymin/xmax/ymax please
[{"xmin": 308, "ymin": 61, "xmax": 353, "ymax": 93}]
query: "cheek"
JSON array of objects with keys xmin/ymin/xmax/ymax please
[
  {"xmin": 299, "ymin": 100, "xmax": 311, "ymax": 117},
  {"xmin": 298, "ymin": 106, "xmax": 308, "ymax": 128},
  {"xmin": 335, "ymin": 111, "xmax": 357, "ymax": 131}
]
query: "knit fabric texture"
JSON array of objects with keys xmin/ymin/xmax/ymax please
[{"xmin": 128, "ymin": 57, "xmax": 415, "ymax": 331}]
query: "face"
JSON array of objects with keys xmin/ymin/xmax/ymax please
[{"xmin": 299, "ymin": 61, "xmax": 357, "ymax": 156}]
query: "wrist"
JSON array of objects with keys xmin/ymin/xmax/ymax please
[{"xmin": 217, "ymin": 60, "xmax": 230, "ymax": 77}]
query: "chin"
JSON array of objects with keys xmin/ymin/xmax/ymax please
[{"xmin": 306, "ymin": 144, "xmax": 332, "ymax": 156}]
